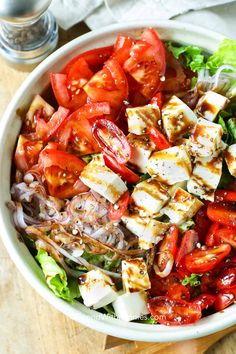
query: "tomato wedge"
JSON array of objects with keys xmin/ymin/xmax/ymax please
[
  {"xmin": 44, "ymin": 166, "xmax": 88, "ymax": 199},
  {"xmin": 150, "ymin": 92, "xmax": 164, "ymax": 109},
  {"xmin": 62, "ymin": 45, "xmax": 114, "ymax": 75},
  {"xmin": 112, "ymin": 34, "xmax": 134, "ymax": 65},
  {"xmin": 183, "ymin": 244, "xmax": 231, "ymax": 274},
  {"xmin": 207, "ymin": 202, "xmax": 236, "ymax": 227},
  {"xmin": 215, "ymin": 189, "xmax": 236, "ymax": 202},
  {"xmin": 92, "ymin": 119, "xmax": 131, "ymax": 164},
  {"xmin": 103, "ymin": 153, "xmax": 139, "ymax": 184},
  {"xmin": 214, "ymin": 228, "xmax": 236, "ymax": 249},
  {"xmin": 35, "ymin": 106, "xmax": 70, "ymax": 141},
  {"xmin": 50, "ymin": 73, "xmax": 88, "ymax": 111},
  {"xmin": 148, "ymin": 126, "xmax": 171, "ymax": 150},
  {"xmin": 84, "ymin": 58, "xmax": 128, "ymax": 118},
  {"xmin": 108, "ymin": 190, "xmax": 130, "ymax": 221},
  {"xmin": 147, "ymin": 296, "xmax": 201, "ymax": 326},
  {"xmin": 175, "ymin": 230, "xmax": 199, "ymax": 268},
  {"xmin": 192, "ymin": 294, "xmax": 216, "ymax": 311},
  {"xmin": 153, "ymin": 225, "xmax": 178, "ymax": 277},
  {"xmin": 15, "ymin": 135, "xmax": 43, "ymax": 172}
]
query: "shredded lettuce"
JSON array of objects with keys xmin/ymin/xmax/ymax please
[
  {"xmin": 182, "ymin": 273, "xmax": 202, "ymax": 287},
  {"xmin": 217, "ymin": 103, "xmax": 236, "ymax": 145},
  {"xmin": 82, "ymin": 251, "xmax": 121, "ymax": 272},
  {"xmin": 36, "ymin": 249, "xmax": 80, "ymax": 302},
  {"xmin": 138, "ymin": 173, "xmax": 151, "ymax": 183},
  {"xmin": 166, "ymin": 42, "xmax": 205, "ymax": 72},
  {"xmin": 206, "ymin": 39, "xmax": 236, "ymax": 74},
  {"xmin": 81, "ymin": 153, "xmax": 99, "ymax": 164}
]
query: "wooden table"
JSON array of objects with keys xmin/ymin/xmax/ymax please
[{"xmin": 0, "ymin": 22, "xmax": 236, "ymax": 354}]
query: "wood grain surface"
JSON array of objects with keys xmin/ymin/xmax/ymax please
[{"xmin": 0, "ymin": 22, "xmax": 236, "ymax": 354}]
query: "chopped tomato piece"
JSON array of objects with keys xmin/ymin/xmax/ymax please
[
  {"xmin": 183, "ymin": 244, "xmax": 231, "ymax": 274},
  {"xmin": 192, "ymin": 294, "xmax": 216, "ymax": 311},
  {"xmin": 84, "ymin": 58, "xmax": 128, "ymax": 118},
  {"xmin": 108, "ymin": 191, "xmax": 130, "ymax": 221},
  {"xmin": 92, "ymin": 119, "xmax": 131, "ymax": 164},
  {"xmin": 62, "ymin": 45, "xmax": 114, "ymax": 74},
  {"xmin": 50, "ymin": 73, "xmax": 87, "ymax": 111},
  {"xmin": 149, "ymin": 272, "xmax": 183, "ymax": 297},
  {"xmin": 44, "ymin": 166, "xmax": 88, "ymax": 199},
  {"xmin": 148, "ymin": 126, "xmax": 172, "ymax": 150},
  {"xmin": 205, "ymin": 222, "xmax": 220, "ymax": 247},
  {"xmin": 153, "ymin": 225, "xmax": 178, "ymax": 277},
  {"xmin": 207, "ymin": 202, "xmax": 236, "ymax": 227},
  {"xmin": 215, "ymin": 189, "xmax": 236, "ymax": 202},
  {"xmin": 147, "ymin": 296, "xmax": 201, "ymax": 326},
  {"xmin": 214, "ymin": 287, "xmax": 236, "ymax": 312},
  {"xmin": 194, "ymin": 206, "xmax": 211, "ymax": 243},
  {"xmin": 112, "ymin": 34, "xmax": 134, "ymax": 65},
  {"xmin": 103, "ymin": 154, "xmax": 139, "ymax": 184},
  {"xmin": 167, "ymin": 283, "xmax": 190, "ymax": 301},
  {"xmin": 175, "ymin": 230, "xmax": 199, "ymax": 268},
  {"xmin": 35, "ymin": 106, "xmax": 70, "ymax": 141},
  {"xmin": 15, "ymin": 135, "xmax": 43, "ymax": 172}
]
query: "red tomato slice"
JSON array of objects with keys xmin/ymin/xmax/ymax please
[
  {"xmin": 215, "ymin": 189, "xmax": 236, "ymax": 202},
  {"xmin": 84, "ymin": 58, "xmax": 128, "ymax": 118},
  {"xmin": 112, "ymin": 34, "xmax": 134, "ymax": 65},
  {"xmin": 67, "ymin": 57, "xmax": 93, "ymax": 86},
  {"xmin": 167, "ymin": 283, "xmax": 190, "ymax": 301},
  {"xmin": 56, "ymin": 102, "xmax": 109, "ymax": 153},
  {"xmin": 62, "ymin": 46, "xmax": 114, "ymax": 75},
  {"xmin": 217, "ymin": 268, "xmax": 236, "ymax": 290},
  {"xmin": 44, "ymin": 166, "xmax": 88, "ymax": 199},
  {"xmin": 214, "ymin": 287, "xmax": 236, "ymax": 312},
  {"xmin": 214, "ymin": 228, "xmax": 236, "ymax": 249},
  {"xmin": 103, "ymin": 154, "xmax": 139, "ymax": 184},
  {"xmin": 183, "ymin": 244, "xmax": 231, "ymax": 274},
  {"xmin": 149, "ymin": 272, "xmax": 183, "ymax": 297},
  {"xmin": 147, "ymin": 296, "xmax": 201, "ymax": 326},
  {"xmin": 192, "ymin": 294, "xmax": 216, "ymax": 311},
  {"xmin": 92, "ymin": 119, "xmax": 131, "ymax": 164},
  {"xmin": 108, "ymin": 190, "xmax": 130, "ymax": 221},
  {"xmin": 205, "ymin": 222, "xmax": 220, "ymax": 247},
  {"xmin": 35, "ymin": 106, "xmax": 70, "ymax": 141},
  {"xmin": 194, "ymin": 206, "xmax": 211, "ymax": 243},
  {"xmin": 149, "ymin": 92, "xmax": 164, "ymax": 109},
  {"xmin": 148, "ymin": 126, "xmax": 172, "ymax": 150},
  {"xmin": 15, "ymin": 135, "xmax": 43, "ymax": 172},
  {"xmin": 175, "ymin": 230, "xmax": 199, "ymax": 268},
  {"xmin": 39, "ymin": 146, "xmax": 86, "ymax": 175},
  {"xmin": 153, "ymin": 225, "xmax": 178, "ymax": 278},
  {"xmin": 50, "ymin": 73, "xmax": 87, "ymax": 111},
  {"xmin": 207, "ymin": 202, "xmax": 236, "ymax": 227}
]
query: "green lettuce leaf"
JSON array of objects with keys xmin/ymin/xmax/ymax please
[
  {"xmin": 82, "ymin": 251, "xmax": 121, "ymax": 272},
  {"xmin": 36, "ymin": 249, "xmax": 80, "ymax": 302},
  {"xmin": 206, "ymin": 39, "xmax": 236, "ymax": 74},
  {"xmin": 166, "ymin": 42, "xmax": 205, "ymax": 72},
  {"xmin": 217, "ymin": 103, "xmax": 236, "ymax": 145}
]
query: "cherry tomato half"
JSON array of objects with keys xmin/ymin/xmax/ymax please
[
  {"xmin": 103, "ymin": 154, "xmax": 139, "ymax": 184},
  {"xmin": 214, "ymin": 228, "xmax": 236, "ymax": 249},
  {"xmin": 192, "ymin": 294, "xmax": 216, "ymax": 311},
  {"xmin": 183, "ymin": 244, "xmax": 231, "ymax": 274},
  {"xmin": 108, "ymin": 190, "xmax": 130, "ymax": 221},
  {"xmin": 148, "ymin": 126, "xmax": 172, "ymax": 150},
  {"xmin": 215, "ymin": 189, "xmax": 236, "ymax": 203},
  {"xmin": 147, "ymin": 296, "xmax": 201, "ymax": 326},
  {"xmin": 217, "ymin": 268, "xmax": 236, "ymax": 290},
  {"xmin": 92, "ymin": 119, "xmax": 131, "ymax": 164},
  {"xmin": 205, "ymin": 222, "xmax": 220, "ymax": 247},
  {"xmin": 175, "ymin": 230, "xmax": 199, "ymax": 268},
  {"xmin": 207, "ymin": 202, "xmax": 236, "ymax": 227},
  {"xmin": 214, "ymin": 287, "xmax": 236, "ymax": 312}
]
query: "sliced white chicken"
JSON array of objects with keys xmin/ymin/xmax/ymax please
[
  {"xmin": 112, "ymin": 291, "xmax": 149, "ymax": 322},
  {"xmin": 127, "ymin": 133, "xmax": 156, "ymax": 173},
  {"xmin": 80, "ymin": 154, "xmax": 127, "ymax": 204},
  {"xmin": 162, "ymin": 95, "xmax": 197, "ymax": 142},
  {"xmin": 146, "ymin": 145, "xmax": 192, "ymax": 185},
  {"xmin": 195, "ymin": 91, "xmax": 229, "ymax": 122},
  {"xmin": 161, "ymin": 187, "xmax": 203, "ymax": 225},
  {"xmin": 79, "ymin": 270, "xmax": 118, "ymax": 309},
  {"xmin": 225, "ymin": 144, "xmax": 236, "ymax": 177},
  {"xmin": 126, "ymin": 104, "xmax": 160, "ymax": 135},
  {"xmin": 122, "ymin": 258, "xmax": 151, "ymax": 293},
  {"xmin": 187, "ymin": 156, "xmax": 223, "ymax": 201},
  {"xmin": 189, "ymin": 118, "xmax": 223, "ymax": 157}
]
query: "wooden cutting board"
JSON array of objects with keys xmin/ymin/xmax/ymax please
[{"xmin": 1, "ymin": 22, "xmax": 236, "ymax": 354}]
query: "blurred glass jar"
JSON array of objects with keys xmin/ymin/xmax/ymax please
[{"xmin": 0, "ymin": 0, "xmax": 58, "ymax": 69}]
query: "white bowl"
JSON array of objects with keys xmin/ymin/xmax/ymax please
[{"xmin": 0, "ymin": 20, "xmax": 235, "ymax": 342}]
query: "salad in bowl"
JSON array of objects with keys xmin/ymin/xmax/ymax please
[{"xmin": 8, "ymin": 26, "xmax": 236, "ymax": 327}]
